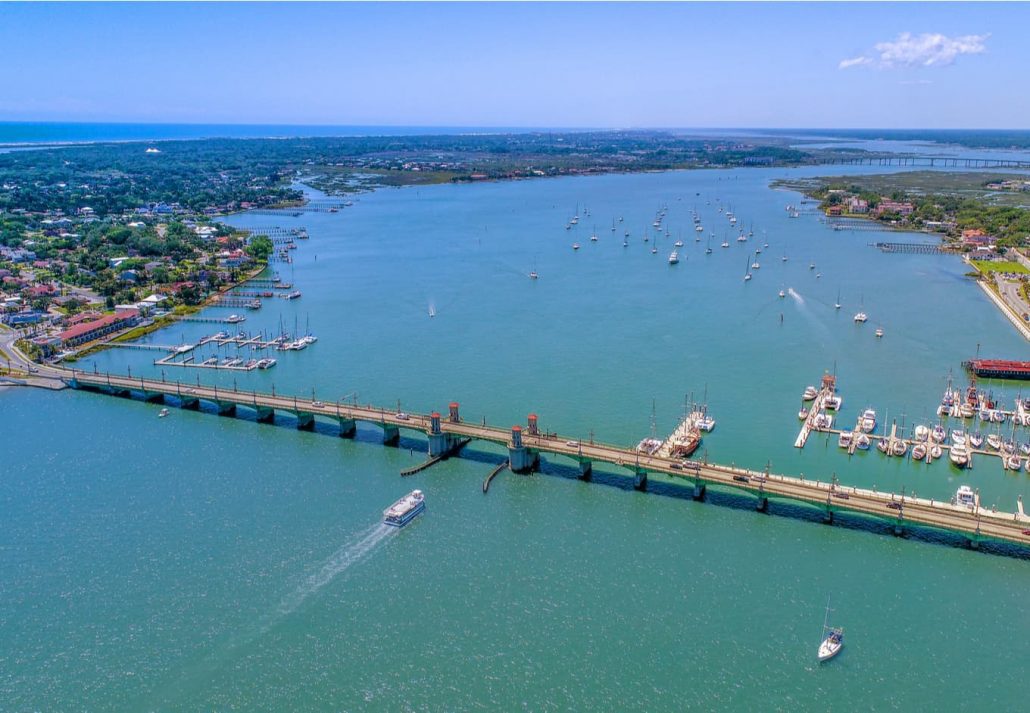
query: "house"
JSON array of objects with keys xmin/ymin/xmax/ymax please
[
  {"xmin": 962, "ymin": 229, "xmax": 993, "ymax": 247},
  {"xmin": 825, "ymin": 205, "xmax": 843, "ymax": 216},
  {"xmin": 847, "ymin": 197, "xmax": 869, "ymax": 214},
  {"xmin": 118, "ymin": 269, "xmax": 139, "ymax": 283},
  {"xmin": 874, "ymin": 199, "xmax": 914, "ymax": 216},
  {"xmin": 58, "ymin": 309, "xmax": 140, "ymax": 347}
]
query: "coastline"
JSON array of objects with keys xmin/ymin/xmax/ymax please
[{"xmin": 974, "ymin": 276, "xmax": 1030, "ymax": 341}]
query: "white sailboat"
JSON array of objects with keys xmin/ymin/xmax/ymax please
[{"xmin": 817, "ymin": 597, "xmax": 844, "ymax": 662}]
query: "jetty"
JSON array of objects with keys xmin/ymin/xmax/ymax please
[{"xmin": 62, "ymin": 369, "xmax": 1030, "ymax": 550}]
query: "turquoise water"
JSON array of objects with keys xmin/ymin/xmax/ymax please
[{"xmin": 5, "ymin": 167, "xmax": 1030, "ymax": 709}]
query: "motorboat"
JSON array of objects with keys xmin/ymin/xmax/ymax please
[
  {"xmin": 383, "ymin": 490, "xmax": 426, "ymax": 527},
  {"xmin": 859, "ymin": 409, "xmax": 877, "ymax": 433},
  {"xmin": 802, "ymin": 385, "xmax": 819, "ymax": 401},
  {"xmin": 838, "ymin": 431, "xmax": 853, "ymax": 449},
  {"xmin": 668, "ymin": 251, "xmax": 679, "ymax": 265},
  {"xmin": 853, "ymin": 312, "xmax": 868, "ymax": 323},
  {"xmin": 953, "ymin": 485, "xmax": 976, "ymax": 508},
  {"xmin": 798, "ymin": 407, "xmax": 809, "ymax": 420},
  {"xmin": 875, "ymin": 327, "xmax": 884, "ymax": 338},
  {"xmin": 158, "ymin": 408, "xmax": 169, "ymax": 418},
  {"xmin": 949, "ymin": 444, "xmax": 970, "ymax": 468},
  {"xmin": 824, "ymin": 395, "xmax": 842, "ymax": 410}
]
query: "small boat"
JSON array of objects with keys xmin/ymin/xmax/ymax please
[
  {"xmin": 572, "ymin": 243, "xmax": 580, "ymax": 250},
  {"xmin": 987, "ymin": 434, "xmax": 1002, "ymax": 450},
  {"xmin": 860, "ymin": 409, "xmax": 877, "ymax": 433},
  {"xmin": 912, "ymin": 443, "xmax": 927, "ymax": 460},
  {"xmin": 914, "ymin": 424, "xmax": 929, "ymax": 441},
  {"xmin": 929, "ymin": 443, "xmax": 942, "ymax": 459},
  {"xmin": 529, "ymin": 271, "xmax": 539, "ymax": 280},
  {"xmin": 931, "ymin": 425, "xmax": 946, "ymax": 443},
  {"xmin": 802, "ymin": 385, "xmax": 818, "ymax": 401},
  {"xmin": 384, "ymin": 490, "xmax": 426, "ymax": 527},
  {"xmin": 809, "ymin": 262, "xmax": 816, "ymax": 270},
  {"xmin": 891, "ymin": 439, "xmax": 907, "ymax": 457},
  {"xmin": 949, "ymin": 443, "xmax": 970, "ymax": 468},
  {"xmin": 969, "ymin": 432, "xmax": 984, "ymax": 448},
  {"xmin": 779, "ymin": 289, "xmax": 786, "ymax": 299},
  {"xmin": 875, "ymin": 327, "xmax": 884, "ymax": 338},
  {"xmin": 854, "ymin": 312, "xmax": 868, "ymax": 323},
  {"xmin": 668, "ymin": 251, "xmax": 679, "ymax": 265},
  {"xmin": 158, "ymin": 408, "xmax": 169, "ymax": 418},
  {"xmin": 817, "ymin": 598, "xmax": 844, "ymax": 663},
  {"xmin": 953, "ymin": 484, "xmax": 975, "ymax": 508},
  {"xmin": 1006, "ymin": 455, "xmax": 1022, "ymax": 471},
  {"xmin": 838, "ymin": 431, "xmax": 853, "ymax": 449},
  {"xmin": 855, "ymin": 433, "xmax": 871, "ymax": 451}
]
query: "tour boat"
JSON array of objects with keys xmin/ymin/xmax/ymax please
[
  {"xmin": 158, "ymin": 407, "xmax": 169, "ymax": 418},
  {"xmin": 817, "ymin": 598, "xmax": 844, "ymax": 663},
  {"xmin": 853, "ymin": 312, "xmax": 868, "ymax": 323},
  {"xmin": 695, "ymin": 415, "xmax": 716, "ymax": 432},
  {"xmin": 838, "ymin": 431, "xmax": 853, "ymax": 449},
  {"xmin": 803, "ymin": 385, "xmax": 818, "ymax": 401},
  {"xmin": 668, "ymin": 251, "xmax": 679, "ymax": 265},
  {"xmin": 949, "ymin": 443, "xmax": 970, "ymax": 468},
  {"xmin": 384, "ymin": 489, "xmax": 426, "ymax": 527},
  {"xmin": 953, "ymin": 485, "xmax": 975, "ymax": 508}
]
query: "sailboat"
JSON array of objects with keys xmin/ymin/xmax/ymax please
[
  {"xmin": 611, "ymin": 218, "xmax": 616, "ymax": 232},
  {"xmin": 705, "ymin": 236, "xmax": 713, "ymax": 254},
  {"xmin": 835, "ymin": 288, "xmax": 842, "ymax": 310},
  {"xmin": 590, "ymin": 225, "xmax": 598, "ymax": 242},
  {"xmin": 743, "ymin": 254, "xmax": 752, "ymax": 282},
  {"xmin": 817, "ymin": 597, "xmax": 844, "ymax": 662}
]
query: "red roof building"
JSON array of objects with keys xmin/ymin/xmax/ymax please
[{"xmin": 58, "ymin": 309, "xmax": 139, "ymax": 347}]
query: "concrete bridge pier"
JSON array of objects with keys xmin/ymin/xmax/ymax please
[
  {"xmin": 822, "ymin": 508, "xmax": 834, "ymax": 525},
  {"xmin": 295, "ymin": 412, "xmax": 315, "ymax": 430},
  {"xmin": 633, "ymin": 469, "xmax": 648, "ymax": 491},
  {"xmin": 255, "ymin": 406, "xmax": 274, "ymax": 423},
  {"xmin": 337, "ymin": 417, "xmax": 356, "ymax": 438},
  {"xmin": 142, "ymin": 391, "xmax": 165, "ymax": 404},
  {"xmin": 692, "ymin": 481, "xmax": 707, "ymax": 501},
  {"xmin": 382, "ymin": 424, "xmax": 400, "ymax": 446},
  {"xmin": 967, "ymin": 536, "xmax": 981, "ymax": 550},
  {"xmin": 180, "ymin": 397, "xmax": 201, "ymax": 410},
  {"xmin": 508, "ymin": 426, "xmax": 538, "ymax": 474},
  {"xmin": 578, "ymin": 460, "xmax": 592, "ymax": 481},
  {"xmin": 755, "ymin": 496, "xmax": 769, "ymax": 512},
  {"xmin": 893, "ymin": 524, "xmax": 905, "ymax": 537},
  {"xmin": 216, "ymin": 401, "xmax": 237, "ymax": 417},
  {"xmin": 428, "ymin": 433, "xmax": 458, "ymax": 457}
]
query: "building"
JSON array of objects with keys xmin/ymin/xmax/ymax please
[
  {"xmin": 847, "ymin": 197, "xmax": 869, "ymax": 214},
  {"xmin": 874, "ymin": 199, "xmax": 914, "ymax": 216},
  {"xmin": 58, "ymin": 309, "xmax": 140, "ymax": 348}
]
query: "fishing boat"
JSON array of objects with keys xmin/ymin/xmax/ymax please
[
  {"xmin": 953, "ymin": 485, "xmax": 976, "ymax": 508},
  {"xmin": 383, "ymin": 489, "xmax": 426, "ymax": 527},
  {"xmin": 817, "ymin": 598, "xmax": 844, "ymax": 663}
]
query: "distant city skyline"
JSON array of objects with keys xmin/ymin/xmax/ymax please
[{"xmin": 1, "ymin": 2, "xmax": 1025, "ymax": 129}]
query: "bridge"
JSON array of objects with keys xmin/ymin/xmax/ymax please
[
  {"xmin": 63, "ymin": 370, "xmax": 1030, "ymax": 551},
  {"xmin": 825, "ymin": 155, "xmax": 1030, "ymax": 170}
]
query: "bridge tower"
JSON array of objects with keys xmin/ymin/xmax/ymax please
[
  {"xmin": 428, "ymin": 411, "xmax": 456, "ymax": 457},
  {"xmin": 509, "ymin": 425, "xmax": 538, "ymax": 474}
]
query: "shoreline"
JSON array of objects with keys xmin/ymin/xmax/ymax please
[{"xmin": 974, "ymin": 274, "xmax": 1030, "ymax": 341}]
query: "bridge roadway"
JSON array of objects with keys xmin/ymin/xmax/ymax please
[{"xmin": 66, "ymin": 370, "xmax": 1030, "ymax": 549}]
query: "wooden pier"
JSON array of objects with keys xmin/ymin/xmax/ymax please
[
  {"xmin": 63, "ymin": 369, "xmax": 1030, "ymax": 550},
  {"xmin": 873, "ymin": 242, "xmax": 948, "ymax": 254}
]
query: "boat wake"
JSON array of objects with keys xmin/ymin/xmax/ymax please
[
  {"xmin": 787, "ymin": 288, "xmax": 803, "ymax": 304},
  {"xmin": 277, "ymin": 523, "xmax": 395, "ymax": 616}
]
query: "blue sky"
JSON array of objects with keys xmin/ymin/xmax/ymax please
[{"xmin": 1, "ymin": 2, "xmax": 1025, "ymax": 128}]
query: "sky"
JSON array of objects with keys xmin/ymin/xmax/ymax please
[{"xmin": 0, "ymin": 1, "xmax": 1026, "ymax": 129}]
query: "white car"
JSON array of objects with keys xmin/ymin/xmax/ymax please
[
  {"xmin": 565, "ymin": 440, "xmax": 580, "ymax": 447},
  {"xmin": 312, "ymin": 400, "xmax": 324, "ymax": 407},
  {"xmin": 396, "ymin": 412, "xmax": 410, "ymax": 420}
]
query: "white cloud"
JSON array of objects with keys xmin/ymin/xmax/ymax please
[
  {"xmin": 839, "ymin": 56, "xmax": 872, "ymax": 69},
  {"xmin": 839, "ymin": 32, "xmax": 989, "ymax": 70},
  {"xmin": 898, "ymin": 79, "xmax": 934, "ymax": 86}
]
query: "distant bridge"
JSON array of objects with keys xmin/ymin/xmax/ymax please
[{"xmin": 825, "ymin": 155, "xmax": 1030, "ymax": 170}]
